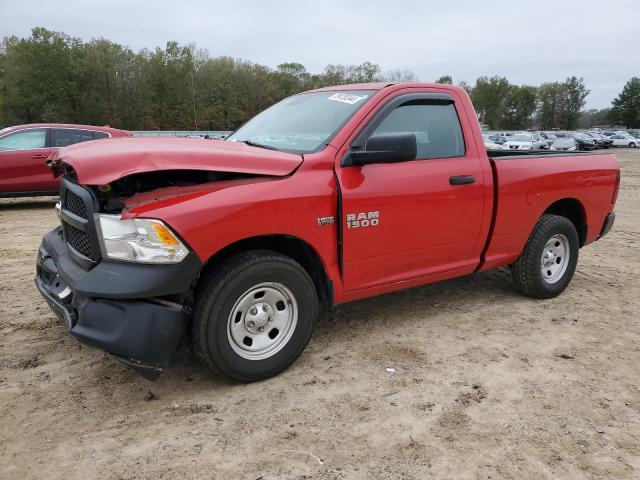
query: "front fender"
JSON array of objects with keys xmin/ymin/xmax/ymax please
[{"xmin": 125, "ymin": 164, "xmax": 340, "ymax": 280}]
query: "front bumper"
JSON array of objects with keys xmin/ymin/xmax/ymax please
[{"xmin": 35, "ymin": 227, "xmax": 202, "ymax": 379}]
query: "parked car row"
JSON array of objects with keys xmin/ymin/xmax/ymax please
[
  {"xmin": 603, "ymin": 132, "xmax": 639, "ymax": 148},
  {"xmin": 483, "ymin": 129, "xmax": 640, "ymax": 151},
  {"xmin": 485, "ymin": 132, "xmax": 549, "ymax": 150}
]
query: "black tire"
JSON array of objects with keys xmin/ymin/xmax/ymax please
[
  {"xmin": 191, "ymin": 250, "xmax": 318, "ymax": 382},
  {"xmin": 511, "ymin": 214, "xmax": 579, "ymax": 299},
  {"xmin": 630, "ymin": 142, "xmax": 637, "ymax": 148}
]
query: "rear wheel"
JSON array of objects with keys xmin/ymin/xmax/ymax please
[
  {"xmin": 511, "ymin": 215, "xmax": 579, "ymax": 299},
  {"xmin": 192, "ymin": 250, "xmax": 318, "ymax": 381}
]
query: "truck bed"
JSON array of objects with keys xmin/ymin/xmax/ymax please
[{"xmin": 479, "ymin": 151, "xmax": 619, "ymax": 272}]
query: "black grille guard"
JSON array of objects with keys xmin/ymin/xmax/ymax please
[{"xmin": 59, "ymin": 177, "xmax": 102, "ymax": 269}]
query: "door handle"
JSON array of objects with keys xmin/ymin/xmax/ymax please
[
  {"xmin": 32, "ymin": 154, "xmax": 48, "ymax": 159},
  {"xmin": 450, "ymin": 175, "xmax": 476, "ymax": 185}
]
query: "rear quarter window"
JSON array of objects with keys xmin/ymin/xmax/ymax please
[{"xmin": 52, "ymin": 129, "xmax": 98, "ymax": 147}]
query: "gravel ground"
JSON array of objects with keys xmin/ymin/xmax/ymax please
[{"xmin": 1, "ymin": 149, "xmax": 639, "ymax": 480}]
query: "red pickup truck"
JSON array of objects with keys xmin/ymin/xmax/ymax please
[{"xmin": 36, "ymin": 83, "xmax": 619, "ymax": 381}]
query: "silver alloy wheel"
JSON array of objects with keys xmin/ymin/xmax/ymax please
[
  {"xmin": 227, "ymin": 282, "xmax": 298, "ymax": 360},
  {"xmin": 540, "ymin": 234, "xmax": 570, "ymax": 284}
]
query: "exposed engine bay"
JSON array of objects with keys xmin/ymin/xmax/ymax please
[{"xmin": 53, "ymin": 162, "xmax": 260, "ymax": 214}]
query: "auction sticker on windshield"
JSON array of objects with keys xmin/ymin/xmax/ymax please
[{"xmin": 327, "ymin": 92, "xmax": 367, "ymax": 104}]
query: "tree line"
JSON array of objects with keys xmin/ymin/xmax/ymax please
[
  {"xmin": 434, "ymin": 74, "xmax": 592, "ymax": 130},
  {"xmin": 1, "ymin": 28, "xmax": 638, "ymax": 131}
]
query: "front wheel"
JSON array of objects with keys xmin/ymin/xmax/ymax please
[
  {"xmin": 192, "ymin": 250, "xmax": 318, "ymax": 381},
  {"xmin": 630, "ymin": 142, "xmax": 637, "ymax": 148},
  {"xmin": 511, "ymin": 215, "xmax": 579, "ymax": 299}
]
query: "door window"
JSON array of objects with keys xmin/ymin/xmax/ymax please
[
  {"xmin": 93, "ymin": 131, "xmax": 109, "ymax": 140},
  {"xmin": 370, "ymin": 101, "xmax": 465, "ymax": 159},
  {"xmin": 52, "ymin": 129, "xmax": 98, "ymax": 147},
  {"xmin": 0, "ymin": 129, "xmax": 47, "ymax": 151}
]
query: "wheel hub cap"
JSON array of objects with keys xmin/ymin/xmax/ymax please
[
  {"xmin": 227, "ymin": 282, "xmax": 298, "ymax": 360},
  {"xmin": 244, "ymin": 302, "xmax": 273, "ymax": 333},
  {"xmin": 540, "ymin": 234, "xmax": 570, "ymax": 284}
]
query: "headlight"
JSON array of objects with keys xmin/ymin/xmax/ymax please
[{"xmin": 96, "ymin": 214, "xmax": 189, "ymax": 263}]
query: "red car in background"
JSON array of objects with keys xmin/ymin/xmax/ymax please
[{"xmin": 0, "ymin": 123, "xmax": 132, "ymax": 197}]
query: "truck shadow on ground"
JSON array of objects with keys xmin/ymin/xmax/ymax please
[
  {"xmin": 318, "ymin": 267, "xmax": 517, "ymax": 329},
  {"xmin": 0, "ymin": 197, "xmax": 57, "ymax": 211},
  {"xmin": 162, "ymin": 267, "xmax": 519, "ymax": 385}
]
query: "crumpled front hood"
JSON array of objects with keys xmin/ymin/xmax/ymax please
[{"xmin": 49, "ymin": 137, "xmax": 303, "ymax": 185}]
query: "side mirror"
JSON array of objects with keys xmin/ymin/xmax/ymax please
[{"xmin": 344, "ymin": 132, "xmax": 417, "ymax": 167}]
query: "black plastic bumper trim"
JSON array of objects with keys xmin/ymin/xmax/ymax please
[
  {"xmin": 35, "ymin": 226, "xmax": 203, "ymax": 374},
  {"xmin": 41, "ymin": 226, "xmax": 202, "ymax": 299},
  {"xmin": 599, "ymin": 212, "xmax": 615, "ymax": 239},
  {"xmin": 35, "ymin": 276, "xmax": 76, "ymax": 330}
]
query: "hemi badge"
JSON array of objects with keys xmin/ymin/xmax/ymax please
[{"xmin": 317, "ymin": 216, "xmax": 335, "ymax": 226}]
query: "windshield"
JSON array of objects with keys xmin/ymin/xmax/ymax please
[
  {"xmin": 228, "ymin": 90, "xmax": 374, "ymax": 153},
  {"xmin": 510, "ymin": 134, "xmax": 533, "ymax": 142}
]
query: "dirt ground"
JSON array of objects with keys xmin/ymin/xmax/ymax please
[{"xmin": 1, "ymin": 149, "xmax": 639, "ymax": 480}]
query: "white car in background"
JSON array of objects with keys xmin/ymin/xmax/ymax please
[
  {"xmin": 502, "ymin": 133, "xmax": 548, "ymax": 150},
  {"xmin": 608, "ymin": 134, "xmax": 638, "ymax": 148},
  {"xmin": 482, "ymin": 134, "xmax": 504, "ymax": 150}
]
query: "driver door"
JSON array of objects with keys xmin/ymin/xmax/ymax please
[{"xmin": 337, "ymin": 92, "xmax": 487, "ymax": 292}]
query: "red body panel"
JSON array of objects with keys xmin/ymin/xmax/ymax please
[
  {"xmin": 332, "ymin": 86, "xmax": 494, "ymax": 292},
  {"xmin": 53, "ymin": 83, "xmax": 620, "ymax": 305},
  {"xmin": 0, "ymin": 146, "xmax": 54, "ymax": 192},
  {"xmin": 480, "ymin": 154, "xmax": 619, "ymax": 271},
  {"xmin": 124, "ymin": 159, "xmax": 341, "ymax": 292},
  {"xmin": 0, "ymin": 123, "xmax": 131, "ymax": 195}
]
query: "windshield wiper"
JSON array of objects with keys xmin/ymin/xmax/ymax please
[{"xmin": 241, "ymin": 140, "xmax": 281, "ymax": 151}]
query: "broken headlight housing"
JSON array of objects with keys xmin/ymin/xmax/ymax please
[{"xmin": 95, "ymin": 214, "xmax": 189, "ymax": 263}]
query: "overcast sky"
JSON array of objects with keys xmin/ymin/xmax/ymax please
[{"xmin": 1, "ymin": 0, "xmax": 638, "ymax": 109}]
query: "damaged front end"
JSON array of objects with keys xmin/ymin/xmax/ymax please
[
  {"xmin": 80, "ymin": 168, "xmax": 262, "ymax": 214},
  {"xmin": 38, "ymin": 138, "xmax": 303, "ymax": 377},
  {"xmin": 36, "ymin": 174, "xmax": 204, "ymax": 378},
  {"xmin": 39, "ymin": 155, "xmax": 302, "ymax": 379}
]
